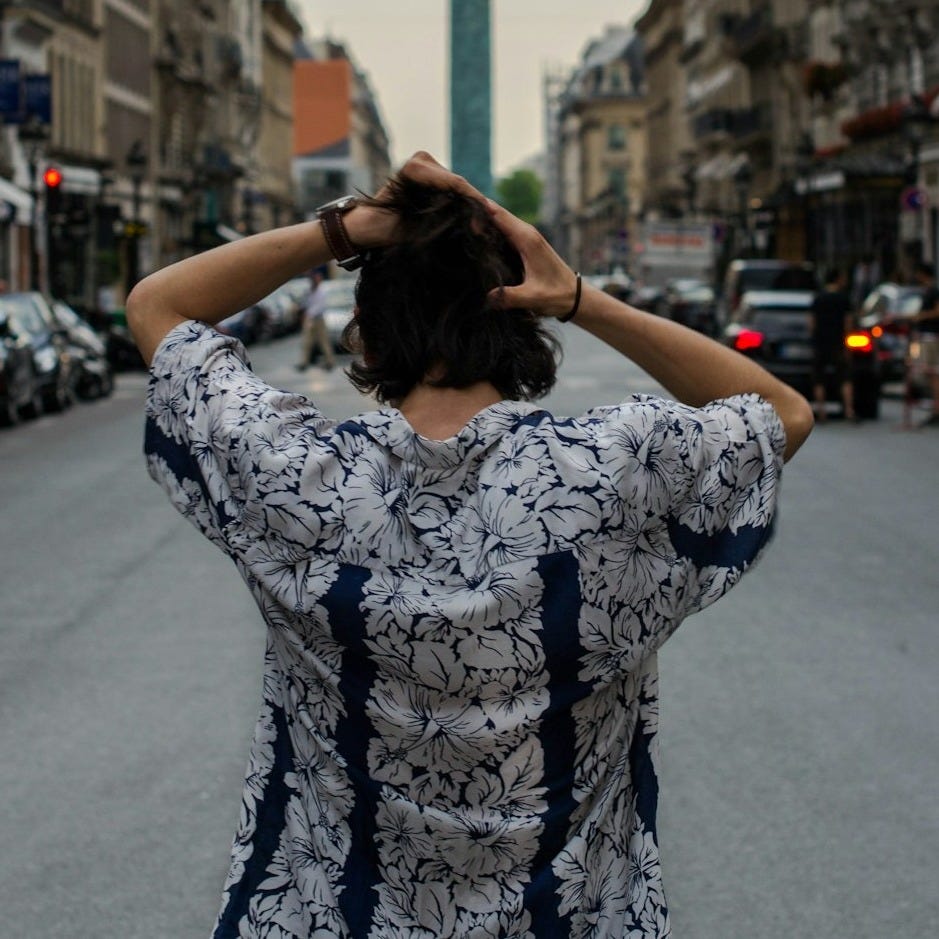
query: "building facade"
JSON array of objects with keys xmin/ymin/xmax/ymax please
[
  {"xmin": 293, "ymin": 38, "xmax": 391, "ymax": 219},
  {"xmin": 630, "ymin": 0, "xmax": 939, "ymax": 281},
  {"xmin": 258, "ymin": 0, "xmax": 303, "ymax": 231},
  {"xmin": 554, "ymin": 26, "xmax": 647, "ymax": 275}
]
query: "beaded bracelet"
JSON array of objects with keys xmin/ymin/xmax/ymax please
[{"xmin": 558, "ymin": 272, "xmax": 582, "ymax": 323}]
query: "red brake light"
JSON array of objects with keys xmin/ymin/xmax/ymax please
[
  {"xmin": 845, "ymin": 331, "xmax": 873, "ymax": 353},
  {"xmin": 734, "ymin": 329, "xmax": 764, "ymax": 352}
]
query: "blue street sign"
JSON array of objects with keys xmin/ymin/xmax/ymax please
[
  {"xmin": 900, "ymin": 186, "xmax": 927, "ymax": 211},
  {"xmin": 23, "ymin": 74, "xmax": 51, "ymax": 124},
  {"xmin": 0, "ymin": 60, "xmax": 21, "ymax": 117}
]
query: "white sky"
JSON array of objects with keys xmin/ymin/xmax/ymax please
[{"xmin": 298, "ymin": 0, "xmax": 648, "ymax": 177}]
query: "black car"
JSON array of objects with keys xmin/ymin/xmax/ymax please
[
  {"xmin": 718, "ymin": 259, "xmax": 818, "ymax": 327},
  {"xmin": 0, "ymin": 309, "xmax": 44, "ymax": 425},
  {"xmin": 0, "ymin": 292, "xmax": 76, "ymax": 413},
  {"xmin": 658, "ymin": 279, "xmax": 717, "ymax": 335},
  {"xmin": 723, "ymin": 289, "xmax": 881, "ymax": 419},
  {"xmin": 49, "ymin": 299, "xmax": 114, "ymax": 398}
]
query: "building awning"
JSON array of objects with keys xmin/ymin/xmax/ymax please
[{"xmin": 0, "ymin": 176, "xmax": 33, "ymax": 225}]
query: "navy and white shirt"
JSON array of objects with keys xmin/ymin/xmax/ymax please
[{"xmin": 145, "ymin": 322, "xmax": 786, "ymax": 939}]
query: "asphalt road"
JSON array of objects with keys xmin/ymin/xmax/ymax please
[{"xmin": 1, "ymin": 324, "xmax": 937, "ymax": 938}]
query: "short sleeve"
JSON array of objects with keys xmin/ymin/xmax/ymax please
[
  {"xmin": 144, "ymin": 321, "xmax": 329, "ymax": 551},
  {"xmin": 586, "ymin": 393, "xmax": 786, "ymax": 619}
]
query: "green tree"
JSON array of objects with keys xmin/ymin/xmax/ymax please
[{"xmin": 496, "ymin": 169, "xmax": 543, "ymax": 224}]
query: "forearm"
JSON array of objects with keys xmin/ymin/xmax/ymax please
[
  {"xmin": 131, "ymin": 221, "xmax": 330, "ymax": 326},
  {"xmin": 573, "ymin": 285, "xmax": 814, "ymax": 459}
]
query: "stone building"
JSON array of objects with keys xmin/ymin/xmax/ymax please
[
  {"xmin": 635, "ymin": 0, "xmax": 691, "ymax": 218},
  {"xmin": 293, "ymin": 38, "xmax": 391, "ymax": 218},
  {"xmin": 630, "ymin": 0, "xmax": 939, "ymax": 278},
  {"xmin": 257, "ymin": 0, "xmax": 303, "ymax": 231},
  {"xmin": 555, "ymin": 26, "xmax": 647, "ymax": 274}
]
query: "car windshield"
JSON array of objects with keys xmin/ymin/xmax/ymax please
[
  {"xmin": 894, "ymin": 292, "xmax": 923, "ymax": 315},
  {"xmin": 0, "ymin": 295, "xmax": 45, "ymax": 334},
  {"xmin": 52, "ymin": 302, "xmax": 82, "ymax": 328},
  {"xmin": 740, "ymin": 267, "xmax": 816, "ymax": 291}
]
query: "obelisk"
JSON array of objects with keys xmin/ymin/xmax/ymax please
[{"xmin": 449, "ymin": 0, "xmax": 492, "ymax": 196}]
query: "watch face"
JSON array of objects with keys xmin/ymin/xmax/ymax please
[{"xmin": 318, "ymin": 195, "xmax": 357, "ymax": 214}]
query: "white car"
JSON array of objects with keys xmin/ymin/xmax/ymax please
[{"xmin": 319, "ymin": 280, "xmax": 358, "ymax": 350}]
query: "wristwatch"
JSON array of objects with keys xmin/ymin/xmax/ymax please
[{"xmin": 316, "ymin": 195, "xmax": 363, "ymax": 271}]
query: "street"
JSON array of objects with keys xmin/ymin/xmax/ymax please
[{"xmin": 1, "ymin": 324, "xmax": 937, "ymax": 939}]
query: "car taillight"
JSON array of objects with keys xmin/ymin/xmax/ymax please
[
  {"xmin": 871, "ymin": 326, "xmax": 883, "ymax": 338},
  {"xmin": 845, "ymin": 331, "xmax": 873, "ymax": 353},
  {"xmin": 734, "ymin": 329, "xmax": 764, "ymax": 352}
]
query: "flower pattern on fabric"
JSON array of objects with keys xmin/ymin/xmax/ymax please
[{"xmin": 144, "ymin": 322, "xmax": 785, "ymax": 938}]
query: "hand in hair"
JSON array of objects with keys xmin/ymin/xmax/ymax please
[{"xmin": 347, "ymin": 152, "xmax": 579, "ymax": 321}]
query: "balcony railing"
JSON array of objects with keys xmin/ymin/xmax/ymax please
[
  {"xmin": 732, "ymin": 103, "xmax": 773, "ymax": 140},
  {"xmin": 693, "ymin": 105, "xmax": 773, "ymax": 142},
  {"xmin": 693, "ymin": 108, "xmax": 736, "ymax": 140}
]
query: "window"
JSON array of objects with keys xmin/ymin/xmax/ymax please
[
  {"xmin": 609, "ymin": 167, "xmax": 627, "ymax": 198},
  {"xmin": 608, "ymin": 124, "xmax": 627, "ymax": 151}
]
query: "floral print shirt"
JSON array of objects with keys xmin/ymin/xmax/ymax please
[{"xmin": 145, "ymin": 322, "xmax": 786, "ymax": 939}]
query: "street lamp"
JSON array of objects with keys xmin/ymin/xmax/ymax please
[
  {"xmin": 125, "ymin": 139, "xmax": 147, "ymax": 293},
  {"xmin": 733, "ymin": 157, "xmax": 753, "ymax": 257},
  {"xmin": 18, "ymin": 114, "xmax": 49, "ymax": 291}
]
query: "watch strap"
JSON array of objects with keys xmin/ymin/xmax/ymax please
[{"xmin": 319, "ymin": 206, "xmax": 361, "ymax": 269}]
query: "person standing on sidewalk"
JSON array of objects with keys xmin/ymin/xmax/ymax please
[
  {"xmin": 127, "ymin": 152, "xmax": 813, "ymax": 938},
  {"xmin": 295, "ymin": 266, "xmax": 336, "ymax": 371},
  {"xmin": 810, "ymin": 267, "xmax": 857, "ymax": 422},
  {"xmin": 912, "ymin": 262, "xmax": 939, "ymax": 426}
]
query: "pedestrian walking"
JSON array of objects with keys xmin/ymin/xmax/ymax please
[
  {"xmin": 295, "ymin": 266, "xmax": 336, "ymax": 371},
  {"xmin": 810, "ymin": 267, "xmax": 857, "ymax": 422},
  {"xmin": 911, "ymin": 261, "xmax": 939, "ymax": 426},
  {"xmin": 126, "ymin": 152, "xmax": 813, "ymax": 938}
]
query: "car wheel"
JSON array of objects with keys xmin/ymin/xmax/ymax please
[{"xmin": 99, "ymin": 369, "xmax": 115, "ymax": 397}]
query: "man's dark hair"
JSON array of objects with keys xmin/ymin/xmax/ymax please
[{"xmin": 342, "ymin": 177, "xmax": 560, "ymax": 404}]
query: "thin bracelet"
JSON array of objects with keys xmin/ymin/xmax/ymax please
[{"xmin": 558, "ymin": 272, "xmax": 582, "ymax": 323}]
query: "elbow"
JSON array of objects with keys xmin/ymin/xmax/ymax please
[
  {"xmin": 782, "ymin": 394, "xmax": 815, "ymax": 462},
  {"xmin": 125, "ymin": 273, "xmax": 160, "ymax": 334}
]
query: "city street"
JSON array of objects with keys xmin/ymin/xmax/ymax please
[{"xmin": 1, "ymin": 323, "xmax": 937, "ymax": 938}]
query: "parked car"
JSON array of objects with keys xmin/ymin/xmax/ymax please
[
  {"xmin": 0, "ymin": 309, "xmax": 44, "ymax": 425},
  {"xmin": 632, "ymin": 284, "xmax": 665, "ymax": 313},
  {"xmin": 320, "ymin": 280, "xmax": 359, "ymax": 351},
  {"xmin": 719, "ymin": 259, "xmax": 818, "ymax": 326},
  {"xmin": 658, "ymin": 278, "xmax": 717, "ymax": 334},
  {"xmin": 217, "ymin": 305, "xmax": 267, "ymax": 345},
  {"xmin": 855, "ymin": 283, "xmax": 924, "ymax": 383},
  {"xmin": 103, "ymin": 308, "xmax": 146, "ymax": 370},
  {"xmin": 723, "ymin": 289, "xmax": 881, "ymax": 419},
  {"xmin": 0, "ymin": 292, "xmax": 77, "ymax": 412},
  {"xmin": 49, "ymin": 300, "xmax": 114, "ymax": 398}
]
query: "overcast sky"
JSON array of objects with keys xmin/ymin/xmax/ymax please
[{"xmin": 297, "ymin": 0, "xmax": 648, "ymax": 177}]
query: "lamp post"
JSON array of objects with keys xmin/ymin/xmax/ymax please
[
  {"xmin": 733, "ymin": 157, "xmax": 753, "ymax": 257},
  {"xmin": 125, "ymin": 139, "xmax": 147, "ymax": 293},
  {"xmin": 18, "ymin": 114, "xmax": 49, "ymax": 291}
]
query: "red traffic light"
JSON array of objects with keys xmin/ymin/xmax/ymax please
[{"xmin": 43, "ymin": 167, "xmax": 63, "ymax": 188}]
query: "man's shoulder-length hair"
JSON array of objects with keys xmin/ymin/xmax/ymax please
[{"xmin": 342, "ymin": 176, "xmax": 560, "ymax": 404}]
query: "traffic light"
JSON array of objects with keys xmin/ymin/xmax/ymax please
[{"xmin": 43, "ymin": 165, "xmax": 63, "ymax": 217}]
